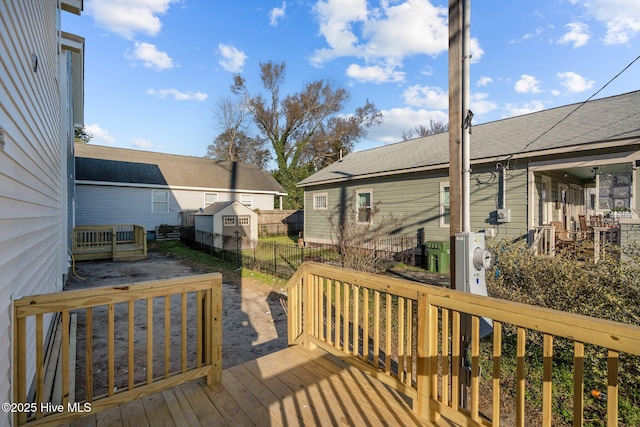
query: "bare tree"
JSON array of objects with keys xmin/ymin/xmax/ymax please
[
  {"xmin": 327, "ymin": 198, "xmax": 405, "ymax": 273},
  {"xmin": 401, "ymin": 119, "xmax": 449, "ymax": 141},
  {"xmin": 207, "ymin": 97, "xmax": 271, "ymax": 168},
  {"xmin": 231, "ymin": 61, "xmax": 382, "ymax": 208}
]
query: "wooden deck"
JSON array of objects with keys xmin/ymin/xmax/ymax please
[
  {"xmin": 65, "ymin": 345, "xmax": 443, "ymax": 427},
  {"xmin": 72, "ymin": 225, "xmax": 147, "ymax": 261}
]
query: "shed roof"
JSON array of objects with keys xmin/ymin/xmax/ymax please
[
  {"xmin": 196, "ymin": 201, "xmax": 247, "ymax": 216},
  {"xmin": 298, "ymin": 90, "xmax": 640, "ymax": 187},
  {"xmin": 75, "ymin": 143, "xmax": 286, "ymax": 194}
]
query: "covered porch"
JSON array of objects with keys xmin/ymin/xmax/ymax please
[{"xmin": 528, "ymin": 152, "xmax": 640, "ymax": 257}]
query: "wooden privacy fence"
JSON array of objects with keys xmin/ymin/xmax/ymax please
[
  {"xmin": 72, "ymin": 225, "xmax": 147, "ymax": 261},
  {"xmin": 285, "ymin": 262, "xmax": 640, "ymax": 426},
  {"xmin": 13, "ymin": 273, "xmax": 222, "ymax": 427}
]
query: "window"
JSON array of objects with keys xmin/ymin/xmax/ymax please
[
  {"xmin": 152, "ymin": 190, "xmax": 169, "ymax": 213},
  {"xmin": 313, "ymin": 193, "xmax": 328, "ymax": 210},
  {"xmin": 356, "ymin": 190, "xmax": 372, "ymax": 224},
  {"xmin": 240, "ymin": 194, "xmax": 252, "ymax": 208},
  {"xmin": 440, "ymin": 183, "xmax": 450, "ymax": 227},
  {"xmin": 238, "ymin": 216, "xmax": 250, "ymax": 226},
  {"xmin": 223, "ymin": 216, "xmax": 236, "ymax": 226},
  {"xmin": 204, "ymin": 193, "xmax": 218, "ymax": 207}
]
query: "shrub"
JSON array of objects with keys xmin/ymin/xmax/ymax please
[{"xmin": 485, "ymin": 239, "xmax": 640, "ymax": 424}]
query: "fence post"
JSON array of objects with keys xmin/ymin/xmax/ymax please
[{"xmin": 273, "ymin": 242, "xmax": 277, "ymax": 277}]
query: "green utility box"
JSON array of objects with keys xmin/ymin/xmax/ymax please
[{"xmin": 425, "ymin": 241, "xmax": 450, "ymax": 274}]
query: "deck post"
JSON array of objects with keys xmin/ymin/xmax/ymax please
[
  {"xmin": 416, "ymin": 292, "xmax": 439, "ymax": 422},
  {"xmin": 210, "ymin": 276, "xmax": 223, "ymax": 384},
  {"xmin": 303, "ymin": 264, "xmax": 315, "ymax": 350},
  {"xmin": 111, "ymin": 226, "xmax": 116, "ymax": 259}
]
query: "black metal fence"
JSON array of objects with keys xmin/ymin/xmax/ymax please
[{"xmin": 180, "ymin": 227, "xmax": 417, "ymax": 280}]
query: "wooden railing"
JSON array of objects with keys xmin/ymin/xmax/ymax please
[
  {"xmin": 531, "ymin": 225, "xmax": 556, "ymax": 256},
  {"xmin": 13, "ymin": 274, "xmax": 222, "ymax": 426},
  {"xmin": 72, "ymin": 225, "xmax": 147, "ymax": 261},
  {"xmin": 285, "ymin": 262, "xmax": 640, "ymax": 426}
]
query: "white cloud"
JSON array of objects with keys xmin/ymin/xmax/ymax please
[
  {"xmin": 402, "ymin": 85, "xmax": 448, "ymax": 110},
  {"xmin": 576, "ymin": 0, "xmax": 640, "ymax": 44},
  {"xmin": 131, "ymin": 138, "xmax": 155, "ymax": 149},
  {"xmin": 558, "ymin": 22, "xmax": 590, "ymax": 48},
  {"xmin": 366, "ymin": 107, "xmax": 448, "ymax": 144},
  {"xmin": 477, "ymin": 76, "xmax": 493, "ymax": 87},
  {"xmin": 346, "ymin": 64, "xmax": 405, "ymax": 83},
  {"xmin": 310, "ymin": 0, "xmax": 466, "ymax": 72},
  {"xmin": 129, "ymin": 42, "xmax": 173, "ymax": 70},
  {"xmin": 218, "ymin": 44, "xmax": 247, "ymax": 73},
  {"xmin": 86, "ymin": 0, "xmax": 179, "ymax": 39},
  {"xmin": 515, "ymin": 74, "xmax": 542, "ymax": 94},
  {"xmin": 85, "ymin": 124, "xmax": 117, "ymax": 145},
  {"xmin": 270, "ymin": 2, "xmax": 287, "ymax": 27},
  {"xmin": 146, "ymin": 88, "xmax": 208, "ymax": 101},
  {"xmin": 557, "ymin": 71, "xmax": 594, "ymax": 93},
  {"xmin": 504, "ymin": 100, "xmax": 545, "ymax": 118},
  {"xmin": 470, "ymin": 92, "xmax": 498, "ymax": 116}
]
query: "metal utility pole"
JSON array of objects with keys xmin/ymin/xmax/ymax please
[
  {"xmin": 462, "ymin": 0, "xmax": 472, "ymax": 233},
  {"xmin": 448, "ymin": 0, "xmax": 462, "ymax": 289}
]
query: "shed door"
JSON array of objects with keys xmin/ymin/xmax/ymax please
[{"xmin": 222, "ymin": 215, "xmax": 250, "ymax": 238}]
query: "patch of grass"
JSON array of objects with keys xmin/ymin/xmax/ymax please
[
  {"xmin": 149, "ymin": 240, "xmax": 286, "ymax": 289},
  {"xmin": 258, "ymin": 234, "xmax": 299, "ymax": 244}
]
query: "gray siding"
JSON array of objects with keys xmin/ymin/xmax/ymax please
[
  {"xmin": 303, "ymin": 167, "xmax": 529, "ymax": 244},
  {"xmin": 0, "ymin": 0, "xmax": 71, "ymax": 418}
]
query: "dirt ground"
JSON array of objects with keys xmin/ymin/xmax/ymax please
[{"xmin": 65, "ymin": 251, "xmax": 288, "ymax": 399}]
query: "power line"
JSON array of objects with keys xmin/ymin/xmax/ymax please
[{"xmin": 513, "ymin": 53, "xmax": 640, "ymax": 160}]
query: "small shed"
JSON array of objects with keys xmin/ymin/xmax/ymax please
[{"xmin": 194, "ymin": 201, "xmax": 258, "ymax": 250}]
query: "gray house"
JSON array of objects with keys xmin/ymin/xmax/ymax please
[
  {"xmin": 298, "ymin": 90, "xmax": 640, "ymax": 246},
  {"xmin": 75, "ymin": 143, "xmax": 286, "ymax": 235}
]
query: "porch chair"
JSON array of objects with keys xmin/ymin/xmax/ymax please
[
  {"xmin": 551, "ymin": 221, "xmax": 586, "ymax": 253},
  {"xmin": 578, "ymin": 215, "xmax": 593, "ymax": 240}
]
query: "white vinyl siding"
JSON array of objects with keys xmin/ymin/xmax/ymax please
[{"xmin": 0, "ymin": 1, "xmax": 77, "ymax": 420}]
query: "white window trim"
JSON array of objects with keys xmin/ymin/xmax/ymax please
[
  {"xmin": 238, "ymin": 216, "xmax": 250, "ymax": 226},
  {"xmin": 204, "ymin": 192, "xmax": 218, "ymax": 207},
  {"xmin": 223, "ymin": 216, "xmax": 236, "ymax": 226},
  {"xmin": 313, "ymin": 192, "xmax": 328, "ymax": 210},
  {"xmin": 355, "ymin": 189, "xmax": 373, "ymax": 225},
  {"xmin": 152, "ymin": 190, "xmax": 169, "ymax": 213},
  {"xmin": 440, "ymin": 182, "xmax": 450, "ymax": 228}
]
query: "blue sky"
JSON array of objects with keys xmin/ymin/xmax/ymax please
[{"xmin": 62, "ymin": 0, "xmax": 640, "ymax": 162}]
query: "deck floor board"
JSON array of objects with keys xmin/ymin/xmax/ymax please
[{"xmin": 67, "ymin": 345, "xmax": 439, "ymax": 427}]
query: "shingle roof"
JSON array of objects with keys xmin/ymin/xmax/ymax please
[
  {"xmin": 196, "ymin": 201, "xmax": 236, "ymax": 216},
  {"xmin": 298, "ymin": 90, "xmax": 640, "ymax": 187},
  {"xmin": 75, "ymin": 144, "xmax": 286, "ymax": 194}
]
